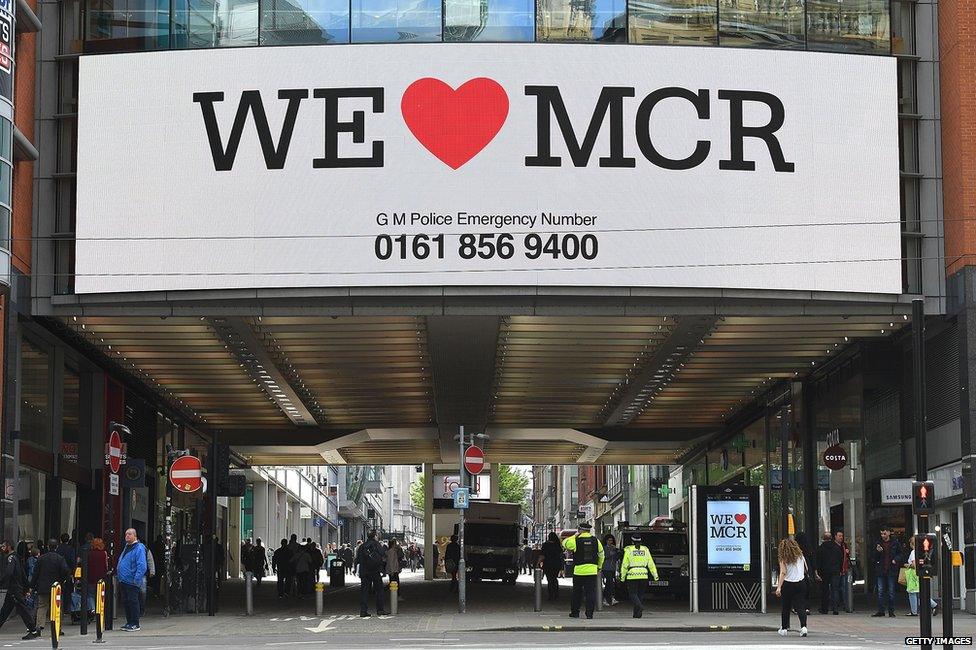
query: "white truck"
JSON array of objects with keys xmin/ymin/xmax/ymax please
[{"xmin": 456, "ymin": 501, "xmax": 526, "ymax": 584}]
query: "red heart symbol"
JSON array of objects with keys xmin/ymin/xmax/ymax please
[
  {"xmin": 401, "ymin": 78, "xmax": 509, "ymax": 170},
  {"xmin": 734, "ymin": 513, "xmax": 747, "ymax": 525}
]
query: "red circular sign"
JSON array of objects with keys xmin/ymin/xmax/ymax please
[
  {"xmin": 464, "ymin": 445, "xmax": 485, "ymax": 475},
  {"xmin": 170, "ymin": 455, "xmax": 204, "ymax": 493},
  {"xmin": 108, "ymin": 431, "xmax": 123, "ymax": 474},
  {"xmin": 823, "ymin": 444, "xmax": 848, "ymax": 471}
]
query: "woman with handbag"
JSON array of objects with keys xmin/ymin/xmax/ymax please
[
  {"xmin": 775, "ymin": 537, "xmax": 810, "ymax": 638},
  {"xmin": 904, "ymin": 536, "xmax": 939, "ymax": 616}
]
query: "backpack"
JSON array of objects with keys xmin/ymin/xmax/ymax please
[
  {"xmin": 573, "ymin": 535, "xmax": 598, "ymax": 566},
  {"xmin": 363, "ymin": 543, "xmax": 383, "ymax": 572}
]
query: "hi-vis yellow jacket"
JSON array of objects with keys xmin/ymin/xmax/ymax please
[{"xmin": 620, "ymin": 544, "xmax": 659, "ymax": 581}]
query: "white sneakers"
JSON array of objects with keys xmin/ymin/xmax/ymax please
[
  {"xmin": 778, "ymin": 629, "xmax": 789, "ymax": 637},
  {"xmin": 800, "ymin": 626, "xmax": 808, "ymax": 637}
]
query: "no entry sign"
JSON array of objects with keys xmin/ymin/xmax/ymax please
[
  {"xmin": 464, "ymin": 445, "xmax": 485, "ymax": 475},
  {"xmin": 107, "ymin": 431, "xmax": 123, "ymax": 474},
  {"xmin": 170, "ymin": 455, "xmax": 204, "ymax": 493}
]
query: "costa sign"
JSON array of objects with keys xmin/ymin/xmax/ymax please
[
  {"xmin": 77, "ymin": 45, "xmax": 900, "ymax": 295},
  {"xmin": 822, "ymin": 444, "xmax": 848, "ymax": 471}
]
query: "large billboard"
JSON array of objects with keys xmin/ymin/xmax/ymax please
[{"xmin": 76, "ymin": 44, "xmax": 901, "ymax": 294}]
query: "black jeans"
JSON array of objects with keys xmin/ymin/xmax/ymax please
[
  {"xmin": 781, "ymin": 580, "xmax": 808, "ymax": 631},
  {"xmin": 359, "ymin": 572, "xmax": 385, "ymax": 614},
  {"xmin": 120, "ymin": 582, "xmax": 142, "ymax": 628},
  {"xmin": 627, "ymin": 579, "xmax": 646, "ymax": 616},
  {"xmin": 544, "ymin": 568, "xmax": 560, "ymax": 600},
  {"xmin": 602, "ymin": 571, "xmax": 615, "ymax": 604},
  {"xmin": 571, "ymin": 574, "xmax": 597, "ymax": 617},
  {"xmin": 0, "ymin": 590, "xmax": 36, "ymax": 631},
  {"xmin": 277, "ymin": 572, "xmax": 290, "ymax": 597}
]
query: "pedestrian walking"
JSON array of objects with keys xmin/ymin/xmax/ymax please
[
  {"xmin": 272, "ymin": 539, "xmax": 292, "ymax": 598},
  {"xmin": 870, "ymin": 526, "xmax": 903, "ymax": 617},
  {"xmin": 386, "ymin": 539, "xmax": 403, "ymax": 599},
  {"xmin": 601, "ymin": 534, "xmax": 620, "ymax": 606},
  {"xmin": 31, "ymin": 539, "xmax": 71, "ymax": 635},
  {"xmin": 561, "ymin": 522, "xmax": 603, "ymax": 619},
  {"xmin": 309, "ymin": 542, "xmax": 324, "ymax": 586},
  {"xmin": 775, "ymin": 537, "xmax": 809, "ymax": 637},
  {"xmin": 444, "ymin": 535, "xmax": 461, "ymax": 592},
  {"xmin": 117, "ymin": 528, "xmax": 148, "ymax": 632},
  {"xmin": 83, "ymin": 539, "xmax": 108, "ymax": 621},
  {"xmin": 816, "ymin": 530, "xmax": 845, "ymax": 614},
  {"xmin": 0, "ymin": 540, "xmax": 41, "ymax": 640},
  {"xmin": 56, "ymin": 534, "xmax": 76, "ymax": 569},
  {"xmin": 293, "ymin": 543, "xmax": 312, "ymax": 596},
  {"xmin": 904, "ymin": 536, "xmax": 939, "ymax": 616},
  {"xmin": 355, "ymin": 531, "xmax": 387, "ymax": 617},
  {"xmin": 541, "ymin": 532, "xmax": 562, "ymax": 601},
  {"xmin": 252, "ymin": 539, "xmax": 269, "ymax": 587},
  {"xmin": 620, "ymin": 533, "xmax": 658, "ymax": 618}
]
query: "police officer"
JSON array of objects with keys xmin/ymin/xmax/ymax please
[
  {"xmin": 562, "ymin": 522, "xmax": 603, "ymax": 619},
  {"xmin": 620, "ymin": 533, "xmax": 658, "ymax": 618}
]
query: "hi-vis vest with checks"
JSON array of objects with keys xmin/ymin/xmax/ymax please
[{"xmin": 621, "ymin": 544, "xmax": 656, "ymax": 581}]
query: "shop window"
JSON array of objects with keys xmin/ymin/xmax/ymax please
[
  {"xmin": 20, "ymin": 339, "xmax": 53, "ymax": 451},
  {"xmin": 17, "ymin": 467, "xmax": 47, "ymax": 542},
  {"xmin": 628, "ymin": 0, "xmax": 717, "ymax": 45},
  {"xmin": 719, "ymin": 0, "xmax": 804, "ymax": 49},
  {"xmin": 61, "ymin": 367, "xmax": 81, "ymax": 464},
  {"xmin": 351, "ymin": 0, "xmax": 441, "ymax": 41},
  {"xmin": 261, "ymin": 0, "xmax": 351, "ymax": 44},
  {"xmin": 60, "ymin": 481, "xmax": 78, "ymax": 540},
  {"xmin": 444, "ymin": 0, "xmax": 535, "ymax": 42},
  {"xmin": 536, "ymin": 0, "xmax": 625, "ymax": 42},
  {"xmin": 806, "ymin": 0, "xmax": 890, "ymax": 54}
]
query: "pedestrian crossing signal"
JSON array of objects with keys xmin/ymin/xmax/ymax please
[
  {"xmin": 916, "ymin": 533, "xmax": 938, "ymax": 578},
  {"xmin": 911, "ymin": 481, "xmax": 935, "ymax": 516}
]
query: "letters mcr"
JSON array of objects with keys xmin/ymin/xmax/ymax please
[{"xmin": 192, "ymin": 85, "xmax": 794, "ymax": 173}]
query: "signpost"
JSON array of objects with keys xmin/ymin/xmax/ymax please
[
  {"xmin": 106, "ymin": 430, "xmax": 124, "ymax": 474},
  {"xmin": 169, "ymin": 455, "xmax": 204, "ymax": 493}
]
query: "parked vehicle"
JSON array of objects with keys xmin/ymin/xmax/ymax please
[{"xmin": 614, "ymin": 517, "xmax": 690, "ymax": 600}]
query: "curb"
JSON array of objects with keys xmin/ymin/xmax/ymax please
[{"xmin": 480, "ymin": 625, "xmax": 779, "ymax": 633}]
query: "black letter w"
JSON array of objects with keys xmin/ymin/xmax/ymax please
[{"xmin": 193, "ymin": 90, "xmax": 308, "ymax": 171}]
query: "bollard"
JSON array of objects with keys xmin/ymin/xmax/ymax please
[
  {"xmin": 846, "ymin": 572, "xmax": 854, "ymax": 613},
  {"xmin": 534, "ymin": 568, "xmax": 543, "ymax": 612},
  {"xmin": 596, "ymin": 574, "xmax": 603, "ymax": 612},
  {"xmin": 110, "ymin": 574, "xmax": 118, "ymax": 627},
  {"xmin": 315, "ymin": 582, "xmax": 324, "ymax": 616},
  {"xmin": 103, "ymin": 572, "xmax": 115, "ymax": 631},
  {"xmin": 94, "ymin": 579, "xmax": 106, "ymax": 644},
  {"xmin": 50, "ymin": 583, "xmax": 62, "ymax": 649},
  {"xmin": 389, "ymin": 581, "xmax": 398, "ymax": 616},
  {"xmin": 244, "ymin": 571, "xmax": 254, "ymax": 616}
]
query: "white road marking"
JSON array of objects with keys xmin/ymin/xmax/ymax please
[
  {"xmin": 389, "ymin": 638, "xmax": 460, "ymax": 642},
  {"xmin": 265, "ymin": 641, "xmax": 328, "ymax": 646},
  {"xmin": 303, "ymin": 618, "xmax": 337, "ymax": 633}
]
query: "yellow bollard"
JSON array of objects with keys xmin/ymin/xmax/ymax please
[
  {"xmin": 390, "ymin": 581, "xmax": 398, "ymax": 616},
  {"xmin": 94, "ymin": 579, "xmax": 106, "ymax": 643},
  {"xmin": 315, "ymin": 582, "xmax": 324, "ymax": 616},
  {"xmin": 50, "ymin": 583, "xmax": 62, "ymax": 649}
]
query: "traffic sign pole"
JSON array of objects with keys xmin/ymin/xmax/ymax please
[
  {"xmin": 911, "ymin": 298, "xmax": 932, "ymax": 650},
  {"xmin": 457, "ymin": 426, "xmax": 466, "ymax": 614}
]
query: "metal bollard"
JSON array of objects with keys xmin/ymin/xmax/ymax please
[
  {"xmin": 596, "ymin": 574, "xmax": 603, "ymax": 611},
  {"xmin": 534, "ymin": 568, "xmax": 543, "ymax": 612},
  {"xmin": 244, "ymin": 571, "xmax": 254, "ymax": 616},
  {"xmin": 94, "ymin": 579, "xmax": 106, "ymax": 644},
  {"xmin": 389, "ymin": 581, "xmax": 398, "ymax": 616},
  {"xmin": 315, "ymin": 582, "xmax": 324, "ymax": 616},
  {"xmin": 50, "ymin": 583, "xmax": 62, "ymax": 649},
  {"xmin": 111, "ymin": 575, "xmax": 119, "ymax": 625},
  {"xmin": 846, "ymin": 573, "xmax": 854, "ymax": 613}
]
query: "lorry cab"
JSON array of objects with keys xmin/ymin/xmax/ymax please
[{"xmin": 614, "ymin": 517, "xmax": 690, "ymax": 599}]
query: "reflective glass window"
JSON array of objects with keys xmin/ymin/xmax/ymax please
[
  {"xmin": 628, "ymin": 0, "xmax": 717, "ymax": 45},
  {"xmin": 444, "ymin": 0, "xmax": 535, "ymax": 41},
  {"xmin": 0, "ymin": 161, "xmax": 10, "ymax": 206},
  {"xmin": 806, "ymin": 0, "xmax": 890, "ymax": 54},
  {"xmin": 262, "ymin": 0, "xmax": 351, "ymax": 44},
  {"xmin": 719, "ymin": 0, "xmax": 804, "ymax": 48},
  {"xmin": 85, "ymin": 0, "xmax": 172, "ymax": 52},
  {"xmin": 0, "ymin": 118, "xmax": 11, "ymax": 161},
  {"xmin": 351, "ymin": 0, "xmax": 442, "ymax": 42},
  {"xmin": 173, "ymin": 0, "xmax": 260, "ymax": 48},
  {"xmin": 537, "ymin": 0, "xmax": 625, "ymax": 41}
]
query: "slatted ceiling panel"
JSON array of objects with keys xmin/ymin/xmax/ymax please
[
  {"xmin": 484, "ymin": 440, "xmax": 588, "ymax": 464},
  {"xmin": 630, "ymin": 315, "xmax": 908, "ymax": 429},
  {"xmin": 597, "ymin": 450, "xmax": 674, "ymax": 464},
  {"xmin": 489, "ymin": 316, "xmax": 670, "ymax": 426},
  {"xmin": 240, "ymin": 454, "xmax": 328, "ymax": 466},
  {"xmin": 256, "ymin": 316, "xmax": 434, "ymax": 427},
  {"xmin": 339, "ymin": 439, "xmax": 441, "ymax": 464},
  {"xmin": 64, "ymin": 317, "xmax": 291, "ymax": 427}
]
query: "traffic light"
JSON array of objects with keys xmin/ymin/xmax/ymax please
[
  {"xmin": 911, "ymin": 480, "xmax": 935, "ymax": 516},
  {"xmin": 916, "ymin": 533, "xmax": 938, "ymax": 577}
]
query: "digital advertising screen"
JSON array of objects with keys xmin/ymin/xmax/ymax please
[{"xmin": 705, "ymin": 497, "xmax": 752, "ymax": 571}]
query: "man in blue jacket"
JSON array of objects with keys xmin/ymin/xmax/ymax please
[{"xmin": 117, "ymin": 528, "xmax": 147, "ymax": 631}]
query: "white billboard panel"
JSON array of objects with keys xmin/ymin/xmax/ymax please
[{"xmin": 76, "ymin": 44, "xmax": 901, "ymax": 294}]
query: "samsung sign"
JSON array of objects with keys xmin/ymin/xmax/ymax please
[{"xmin": 76, "ymin": 45, "xmax": 900, "ymax": 294}]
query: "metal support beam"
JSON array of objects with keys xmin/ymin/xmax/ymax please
[
  {"xmin": 209, "ymin": 317, "xmax": 320, "ymax": 426},
  {"xmin": 602, "ymin": 316, "xmax": 719, "ymax": 426}
]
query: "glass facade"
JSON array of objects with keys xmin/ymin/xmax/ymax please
[
  {"xmin": 20, "ymin": 339, "xmax": 52, "ymax": 450},
  {"xmin": 78, "ymin": 0, "xmax": 893, "ymax": 50}
]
